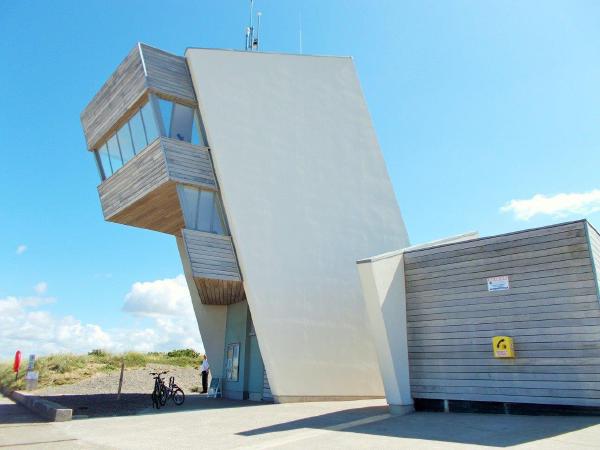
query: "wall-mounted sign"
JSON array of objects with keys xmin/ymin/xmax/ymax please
[
  {"xmin": 225, "ymin": 343, "xmax": 240, "ymax": 382},
  {"xmin": 487, "ymin": 276, "xmax": 509, "ymax": 292}
]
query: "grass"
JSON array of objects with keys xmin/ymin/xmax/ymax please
[{"xmin": 0, "ymin": 350, "xmax": 200, "ymax": 392}]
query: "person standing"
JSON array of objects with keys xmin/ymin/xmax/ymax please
[{"xmin": 200, "ymin": 355, "xmax": 210, "ymax": 393}]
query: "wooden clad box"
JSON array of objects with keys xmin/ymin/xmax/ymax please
[{"xmin": 404, "ymin": 220, "xmax": 600, "ymax": 407}]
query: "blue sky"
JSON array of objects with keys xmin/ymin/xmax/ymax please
[{"xmin": 1, "ymin": 1, "xmax": 599, "ymax": 358}]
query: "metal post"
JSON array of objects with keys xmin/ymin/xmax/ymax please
[{"xmin": 117, "ymin": 360, "xmax": 125, "ymax": 400}]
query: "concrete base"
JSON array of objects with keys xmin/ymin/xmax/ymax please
[
  {"xmin": 388, "ymin": 403, "xmax": 414, "ymax": 415},
  {"xmin": 248, "ymin": 392, "xmax": 262, "ymax": 401},
  {"xmin": 274, "ymin": 395, "xmax": 385, "ymax": 404},
  {"xmin": 3, "ymin": 389, "xmax": 72, "ymax": 422},
  {"xmin": 223, "ymin": 390, "xmax": 244, "ymax": 400}
]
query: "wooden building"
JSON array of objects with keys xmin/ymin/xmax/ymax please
[{"xmin": 359, "ymin": 219, "xmax": 600, "ymax": 412}]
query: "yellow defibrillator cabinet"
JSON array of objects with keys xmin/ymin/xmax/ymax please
[{"xmin": 492, "ymin": 336, "xmax": 515, "ymax": 358}]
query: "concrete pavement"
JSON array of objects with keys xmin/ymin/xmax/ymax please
[{"xmin": 2, "ymin": 394, "xmax": 600, "ymax": 449}]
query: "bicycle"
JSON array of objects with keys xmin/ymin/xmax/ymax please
[
  {"xmin": 164, "ymin": 376, "xmax": 185, "ymax": 406},
  {"xmin": 150, "ymin": 371, "xmax": 185, "ymax": 408},
  {"xmin": 150, "ymin": 371, "xmax": 167, "ymax": 409}
]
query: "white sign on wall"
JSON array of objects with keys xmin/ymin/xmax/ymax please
[{"xmin": 487, "ymin": 276, "xmax": 510, "ymax": 292}]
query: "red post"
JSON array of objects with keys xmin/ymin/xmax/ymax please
[{"xmin": 13, "ymin": 350, "xmax": 21, "ymax": 380}]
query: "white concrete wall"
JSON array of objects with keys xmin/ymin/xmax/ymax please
[
  {"xmin": 185, "ymin": 49, "xmax": 409, "ymax": 400},
  {"xmin": 177, "ymin": 237, "xmax": 227, "ymax": 376},
  {"xmin": 357, "ymin": 232, "xmax": 478, "ymax": 411}
]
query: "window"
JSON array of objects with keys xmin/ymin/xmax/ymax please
[
  {"xmin": 94, "ymin": 98, "xmax": 161, "ymax": 181},
  {"xmin": 177, "ymin": 185, "xmax": 228, "ymax": 234},
  {"xmin": 93, "ymin": 96, "xmax": 208, "ymax": 182},
  {"xmin": 156, "ymin": 97, "xmax": 207, "ymax": 146},
  {"xmin": 141, "ymin": 102, "xmax": 159, "ymax": 143},
  {"xmin": 98, "ymin": 144, "xmax": 112, "ymax": 178},
  {"xmin": 191, "ymin": 112, "xmax": 208, "ymax": 147},
  {"xmin": 106, "ymin": 135, "xmax": 123, "ymax": 173},
  {"xmin": 158, "ymin": 98, "xmax": 173, "ymax": 137},
  {"xmin": 117, "ymin": 125, "xmax": 135, "ymax": 163},
  {"xmin": 128, "ymin": 111, "xmax": 147, "ymax": 153}
]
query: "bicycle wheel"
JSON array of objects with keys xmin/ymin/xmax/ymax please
[
  {"xmin": 173, "ymin": 388, "xmax": 185, "ymax": 405},
  {"xmin": 152, "ymin": 389, "xmax": 161, "ymax": 409},
  {"xmin": 159, "ymin": 384, "xmax": 168, "ymax": 406}
]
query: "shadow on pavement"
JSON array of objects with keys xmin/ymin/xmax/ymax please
[
  {"xmin": 238, "ymin": 406, "xmax": 600, "ymax": 447},
  {"xmin": 38, "ymin": 393, "xmax": 252, "ymax": 419},
  {"xmin": 0, "ymin": 397, "xmax": 48, "ymax": 424}
]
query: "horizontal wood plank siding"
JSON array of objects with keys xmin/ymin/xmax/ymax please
[
  {"xmin": 81, "ymin": 45, "xmax": 146, "ymax": 150},
  {"xmin": 587, "ymin": 223, "xmax": 600, "ymax": 298},
  {"xmin": 182, "ymin": 229, "xmax": 241, "ymax": 281},
  {"xmin": 98, "ymin": 138, "xmax": 217, "ymax": 228},
  {"xmin": 404, "ymin": 220, "xmax": 600, "ymax": 407},
  {"xmin": 194, "ymin": 277, "xmax": 246, "ymax": 306},
  {"xmin": 183, "ymin": 229, "xmax": 245, "ymax": 305},
  {"xmin": 98, "ymin": 139, "xmax": 167, "ymax": 220},
  {"xmin": 163, "ymin": 138, "xmax": 216, "ymax": 188},
  {"xmin": 140, "ymin": 44, "xmax": 196, "ymax": 104},
  {"xmin": 81, "ymin": 43, "xmax": 197, "ymax": 150}
]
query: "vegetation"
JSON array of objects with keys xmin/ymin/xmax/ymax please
[
  {"xmin": 0, "ymin": 350, "xmax": 201, "ymax": 391},
  {"xmin": 166, "ymin": 348, "xmax": 200, "ymax": 359}
]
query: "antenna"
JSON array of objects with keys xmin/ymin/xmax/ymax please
[
  {"xmin": 244, "ymin": 0, "xmax": 262, "ymax": 51},
  {"xmin": 299, "ymin": 12, "xmax": 303, "ymax": 54},
  {"xmin": 255, "ymin": 12, "xmax": 262, "ymax": 51}
]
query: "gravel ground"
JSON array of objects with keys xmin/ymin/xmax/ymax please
[
  {"xmin": 29, "ymin": 364, "xmax": 209, "ymax": 418},
  {"xmin": 33, "ymin": 364, "xmax": 202, "ymax": 396}
]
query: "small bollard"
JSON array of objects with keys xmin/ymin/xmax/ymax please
[
  {"xmin": 25, "ymin": 371, "xmax": 39, "ymax": 390},
  {"xmin": 117, "ymin": 360, "xmax": 125, "ymax": 400}
]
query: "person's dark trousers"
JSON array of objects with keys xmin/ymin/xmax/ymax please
[{"xmin": 202, "ymin": 370, "xmax": 208, "ymax": 393}]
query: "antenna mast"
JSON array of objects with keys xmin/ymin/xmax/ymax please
[{"xmin": 244, "ymin": 0, "xmax": 262, "ymax": 51}]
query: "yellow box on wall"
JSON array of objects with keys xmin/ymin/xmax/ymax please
[{"xmin": 493, "ymin": 336, "xmax": 515, "ymax": 358}]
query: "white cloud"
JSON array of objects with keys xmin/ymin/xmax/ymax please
[
  {"xmin": 33, "ymin": 282, "xmax": 48, "ymax": 294},
  {"xmin": 0, "ymin": 275, "xmax": 202, "ymax": 360},
  {"xmin": 121, "ymin": 275, "xmax": 202, "ymax": 353},
  {"xmin": 123, "ymin": 275, "xmax": 191, "ymax": 317},
  {"xmin": 500, "ymin": 189, "xmax": 600, "ymax": 221},
  {"xmin": 16, "ymin": 244, "xmax": 27, "ymax": 255}
]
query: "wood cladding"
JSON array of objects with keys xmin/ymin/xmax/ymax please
[
  {"xmin": 182, "ymin": 228, "xmax": 245, "ymax": 305},
  {"xmin": 404, "ymin": 220, "xmax": 600, "ymax": 407},
  {"xmin": 98, "ymin": 139, "xmax": 168, "ymax": 221},
  {"xmin": 81, "ymin": 45, "xmax": 146, "ymax": 152},
  {"xmin": 85, "ymin": 43, "xmax": 244, "ymax": 307},
  {"xmin": 588, "ymin": 223, "xmax": 600, "ymax": 297},
  {"xmin": 182, "ymin": 229, "xmax": 242, "ymax": 281},
  {"xmin": 163, "ymin": 138, "xmax": 216, "ymax": 188},
  {"xmin": 195, "ymin": 278, "xmax": 246, "ymax": 306},
  {"xmin": 81, "ymin": 43, "xmax": 196, "ymax": 151},
  {"xmin": 108, "ymin": 181, "xmax": 184, "ymax": 235},
  {"xmin": 141, "ymin": 44, "xmax": 196, "ymax": 105},
  {"xmin": 98, "ymin": 138, "xmax": 216, "ymax": 233}
]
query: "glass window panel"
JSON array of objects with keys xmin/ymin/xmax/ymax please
[
  {"xmin": 129, "ymin": 111, "xmax": 147, "ymax": 153},
  {"xmin": 141, "ymin": 102, "xmax": 159, "ymax": 144},
  {"xmin": 117, "ymin": 124, "xmax": 135, "ymax": 164},
  {"xmin": 158, "ymin": 98, "xmax": 174, "ymax": 138},
  {"xmin": 106, "ymin": 135, "xmax": 123, "ymax": 172},
  {"xmin": 94, "ymin": 152, "xmax": 104, "ymax": 181},
  {"xmin": 196, "ymin": 190, "xmax": 214, "ymax": 233},
  {"xmin": 211, "ymin": 196, "xmax": 227, "ymax": 235},
  {"xmin": 177, "ymin": 185, "xmax": 199, "ymax": 229},
  {"xmin": 170, "ymin": 103, "xmax": 194, "ymax": 142},
  {"xmin": 191, "ymin": 111, "xmax": 208, "ymax": 146},
  {"xmin": 98, "ymin": 144, "xmax": 112, "ymax": 177}
]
